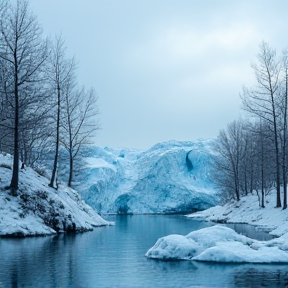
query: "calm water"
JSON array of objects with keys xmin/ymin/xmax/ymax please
[{"xmin": 0, "ymin": 215, "xmax": 287, "ymax": 288}]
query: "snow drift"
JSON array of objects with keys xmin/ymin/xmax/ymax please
[
  {"xmin": 145, "ymin": 225, "xmax": 288, "ymax": 263},
  {"xmin": 0, "ymin": 153, "xmax": 109, "ymax": 237},
  {"xmin": 72, "ymin": 140, "xmax": 219, "ymax": 214}
]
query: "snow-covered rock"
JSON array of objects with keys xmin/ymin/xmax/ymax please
[
  {"xmin": 72, "ymin": 140, "xmax": 219, "ymax": 214},
  {"xmin": 145, "ymin": 225, "xmax": 288, "ymax": 263},
  {"xmin": 0, "ymin": 153, "xmax": 110, "ymax": 237}
]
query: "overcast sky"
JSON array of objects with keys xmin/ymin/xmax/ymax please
[{"xmin": 29, "ymin": 0, "xmax": 288, "ymax": 149}]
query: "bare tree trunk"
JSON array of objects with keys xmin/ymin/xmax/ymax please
[
  {"xmin": 282, "ymin": 52, "xmax": 288, "ymax": 210},
  {"xmin": 260, "ymin": 121, "xmax": 265, "ymax": 208},
  {"xmin": 68, "ymin": 149, "xmax": 73, "ymax": 187},
  {"xmin": 10, "ymin": 68, "xmax": 19, "ymax": 195},
  {"xmin": 271, "ymin": 95, "xmax": 282, "ymax": 207},
  {"xmin": 49, "ymin": 85, "xmax": 60, "ymax": 188}
]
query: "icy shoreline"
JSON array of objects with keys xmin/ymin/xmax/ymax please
[{"xmin": 187, "ymin": 192, "xmax": 288, "ymax": 237}]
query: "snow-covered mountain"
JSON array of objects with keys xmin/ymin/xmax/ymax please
[
  {"xmin": 72, "ymin": 139, "xmax": 219, "ymax": 214},
  {"xmin": 0, "ymin": 153, "xmax": 109, "ymax": 237}
]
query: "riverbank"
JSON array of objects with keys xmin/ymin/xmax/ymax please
[
  {"xmin": 187, "ymin": 191, "xmax": 288, "ymax": 237},
  {"xmin": 0, "ymin": 153, "xmax": 110, "ymax": 237}
]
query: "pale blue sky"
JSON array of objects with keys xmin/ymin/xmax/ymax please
[{"xmin": 29, "ymin": 0, "xmax": 288, "ymax": 149}]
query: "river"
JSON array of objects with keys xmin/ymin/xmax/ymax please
[{"xmin": 0, "ymin": 215, "xmax": 287, "ymax": 287}]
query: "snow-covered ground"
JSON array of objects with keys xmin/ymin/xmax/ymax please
[
  {"xmin": 71, "ymin": 140, "xmax": 219, "ymax": 214},
  {"xmin": 0, "ymin": 153, "xmax": 110, "ymax": 237},
  {"xmin": 188, "ymin": 191, "xmax": 288, "ymax": 237},
  {"xmin": 146, "ymin": 191, "xmax": 288, "ymax": 263}
]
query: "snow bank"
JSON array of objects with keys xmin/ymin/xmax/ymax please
[
  {"xmin": 72, "ymin": 140, "xmax": 219, "ymax": 214},
  {"xmin": 145, "ymin": 225, "xmax": 288, "ymax": 263},
  {"xmin": 187, "ymin": 192, "xmax": 288, "ymax": 237},
  {"xmin": 0, "ymin": 153, "xmax": 110, "ymax": 237}
]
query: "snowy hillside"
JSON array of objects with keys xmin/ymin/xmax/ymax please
[
  {"xmin": 0, "ymin": 153, "xmax": 109, "ymax": 237},
  {"xmin": 73, "ymin": 140, "xmax": 219, "ymax": 214}
]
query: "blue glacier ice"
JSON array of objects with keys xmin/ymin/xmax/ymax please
[{"xmin": 72, "ymin": 139, "xmax": 219, "ymax": 214}]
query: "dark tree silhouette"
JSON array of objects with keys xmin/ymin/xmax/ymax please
[{"xmin": 0, "ymin": 0, "xmax": 47, "ymax": 194}]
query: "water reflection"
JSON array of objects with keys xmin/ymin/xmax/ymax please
[
  {"xmin": 233, "ymin": 265, "xmax": 288, "ymax": 287},
  {"xmin": 0, "ymin": 215, "xmax": 287, "ymax": 288},
  {"xmin": 147, "ymin": 258, "xmax": 288, "ymax": 287},
  {"xmin": 225, "ymin": 223, "xmax": 275, "ymax": 241}
]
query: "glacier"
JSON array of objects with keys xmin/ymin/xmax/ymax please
[{"xmin": 70, "ymin": 139, "xmax": 219, "ymax": 214}]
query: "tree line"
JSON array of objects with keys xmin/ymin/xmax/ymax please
[
  {"xmin": 0, "ymin": 0, "xmax": 99, "ymax": 194},
  {"xmin": 213, "ymin": 42, "xmax": 288, "ymax": 210}
]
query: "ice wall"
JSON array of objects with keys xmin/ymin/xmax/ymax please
[{"xmin": 74, "ymin": 140, "xmax": 219, "ymax": 214}]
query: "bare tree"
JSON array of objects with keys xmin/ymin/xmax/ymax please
[
  {"xmin": 1, "ymin": 58, "xmax": 52, "ymax": 167},
  {"xmin": 238, "ymin": 123, "xmax": 257, "ymax": 196},
  {"xmin": 0, "ymin": 0, "xmax": 47, "ymax": 194},
  {"xmin": 47, "ymin": 35, "xmax": 75, "ymax": 188},
  {"xmin": 241, "ymin": 42, "xmax": 282, "ymax": 207},
  {"xmin": 213, "ymin": 120, "xmax": 246, "ymax": 201},
  {"xmin": 0, "ymin": 58, "xmax": 14, "ymax": 153},
  {"xmin": 18, "ymin": 86, "xmax": 53, "ymax": 167},
  {"xmin": 280, "ymin": 48, "xmax": 288, "ymax": 209},
  {"xmin": 253, "ymin": 119, "xmax": 275, "ymax": 208},
  {"xmin": 61, "ymin": 82, "xmax": 99, "ymax": 187},
  {"xmin": 213, "ymin": 117, "xmax": 276, "ymax": 206}
]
